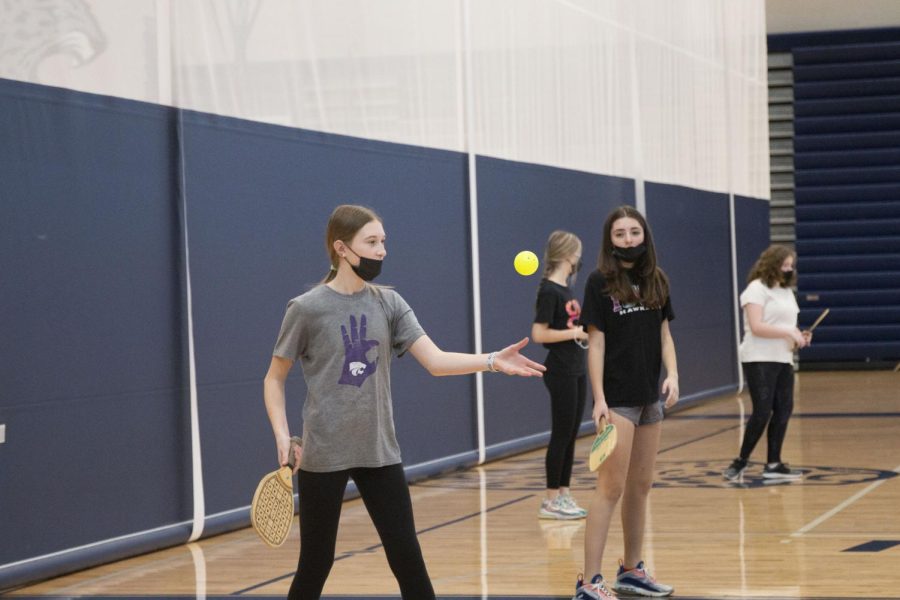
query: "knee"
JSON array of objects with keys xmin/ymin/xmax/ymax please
[
  {"xmin": 595, "ymin": 480, "xmax": 625, "ymax": 503},
  {"xmin": 626, "ymin": 475, "xmax": 653, "ymax": 498}
]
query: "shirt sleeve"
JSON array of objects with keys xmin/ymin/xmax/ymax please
[
  {"xmin": 580, "ymin": 271, "xmax": 607, "ymax": 332},
  {"xmin": 740, "ymin": 279, "xmax": 768, "ymax": 308},
  {"xmin": 273, "ymin": 299, "xmax": 306, "ymax": 361},
  {"xmin": 662, "ymin": 294, "xmax": 675, "ymax": 321},
  {"xmin": 533, "ymin": 284, "xmax": 557, "ymax": 325},
  {"xmin": 385, "ymin": 289, "xmax": 426, "ymax": 357}
]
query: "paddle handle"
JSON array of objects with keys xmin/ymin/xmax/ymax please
[
  {"xmin": 807, "ymin": 308, "xmax": 829, "ymax": 332},
  {"xmin": 597, "ymin": 414, "xmax": 609, "ymax": 434},
  {"xmin": 286, "ymin": 436, "xmax": 303, "ymax": 469}
]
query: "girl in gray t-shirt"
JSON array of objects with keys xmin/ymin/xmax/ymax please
[{"xmin": 263, "ymin": 204, "xmax": 545, "ymax": 600}]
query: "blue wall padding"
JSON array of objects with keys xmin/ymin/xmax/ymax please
[
  {"xmin": 175, "ymin": 109, "xmax": 476, "ymax": 513},
  {"xmin": 645, "ymin": 183, "xmax": 738, "ymax": 399},
  {"xmin": 0, "ymin": 80, "xmax": 192, "ymax": 563},
  {"xmin": 0, "ymin": 77, "xmax": 766, "ymax": 588},
  {"xmin": 734, "ymin": 194, "xmax": 772, "ymax": 288},
  {"xmin": 474, "ymin": 156, "xmax": 633, "ymax": 444}
]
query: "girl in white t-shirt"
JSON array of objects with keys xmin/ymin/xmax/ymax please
[{"xmin": 723, "ymin": 245, "xmax": 812, "ymax": 481}]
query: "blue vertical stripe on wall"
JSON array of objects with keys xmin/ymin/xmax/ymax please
[
  {"xmin": 475, "ymin": 156, "xmax": 634, "ymax": 445},
  {"xmin": 645, "ymin": 183, "xmax": 738, "ymax": 401}
]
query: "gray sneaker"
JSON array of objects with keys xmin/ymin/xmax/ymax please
[
  {"xmin": 723, "ymin": 457, "xmax": 748, "ymax": 481},
  {"xmin": 539, "ymin": 497, "xmax": 582, "ymax": 520},
  {"xmin": 559, "ymin": 493, "xmax": 588, "ymax": 518}
]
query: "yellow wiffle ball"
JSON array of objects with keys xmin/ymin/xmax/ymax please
[{"xmin": 514, "ymin": 250, "xmax": 539, "ymax": 276}]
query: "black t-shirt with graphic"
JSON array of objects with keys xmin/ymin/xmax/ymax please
[
  {"xmin": 533, "ymin": 279, "xmax": 586, "ymax": 376},
  {"xmin": 580, "ymin": 270, "xmax": 675, "ymax": 407}
]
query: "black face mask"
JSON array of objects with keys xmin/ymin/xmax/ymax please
[
  {"xmin": 612, "ymin": 244, "xmax": 647, "ymax": 262},
  {"xmin": 570, "ymin": 259, "xmax": 583, "ymax": 275},
  {"xmin": 344, "ymin": 247, "xmax": 383, "ymax": 282},
  {"xmin": 781, "ymin": 269, "xmax": 794, "ymax": 284}
]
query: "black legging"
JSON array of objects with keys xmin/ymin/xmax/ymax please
[
  {"xmin": 288, "ymin": 463, "xmax": 434, "ymax": 600},
  {"xmin": 739, "ymin": 361, "xmax": 795, "ymax": 464},
  {"xmin": 543, "ymin": 370, "xmax": 587, "ymax": 489}
]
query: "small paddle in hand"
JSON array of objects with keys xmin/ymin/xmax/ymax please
[
  {"xmin": 589, "ymin": 415, "xmax": 617, "ymax": 472},
  {"xmin": 251, "ymin": 436, "xmax": 302, "ymax": 548}
]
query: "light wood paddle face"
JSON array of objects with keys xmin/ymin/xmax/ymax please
[
  {"xmin": 251, "ymin": 466, "xmax": 295, "ymax": 547},
  {"xmin": 251, "ymin": 436, "xmax": 301, "ymax": 548},
  {"xmin": 589, "ymin": 416, "xmax": 617, "ymax": 472}
]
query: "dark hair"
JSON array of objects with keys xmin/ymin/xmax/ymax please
[
  {"xmin": 597, "ymin": 205, "xmax": 669, "ymax": 308},
  {"xmin": 748, "ymin": 244, "xmax": 796, "ymax": 288},
  {"xmin": 321, "ymin": 204, "xmax": 382, "ymax": 283}
]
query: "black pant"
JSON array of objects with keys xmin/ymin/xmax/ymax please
[
  {"xmin": 288, "ymin": 463, "xmax": 434, "ymax": 600},
  {"xmin": 543, "ymin": 370, "xmax": 587, "ymax": 489},
  {"xmin": 739, "ymin": 362, "xmax": 795, "ymax": 464}
]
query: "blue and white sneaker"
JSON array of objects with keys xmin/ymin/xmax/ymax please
[
  {"xmin": 574, "ymin": 573, "xmax": 617, "ymax": 600},
  {"xmin": 559, "ymin": 492, "xmax": 588, "ymax": 518},
  {"xmin": 612, "ymin": 560, "xmax": 673, "ymax": 597}
]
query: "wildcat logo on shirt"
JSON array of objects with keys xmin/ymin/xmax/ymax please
[{"xmin": 338, "ymin": 314, "xmax": 379, "ymax": 387}]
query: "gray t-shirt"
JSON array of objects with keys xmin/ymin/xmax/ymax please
[{"xmin": 273, "ymin": 284, "xmax": 425, "ymax": 472}]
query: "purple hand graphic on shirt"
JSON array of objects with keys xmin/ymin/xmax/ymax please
[{"xmin": 338, "ymin": 314, "xmax": 379, "ymax": 387}]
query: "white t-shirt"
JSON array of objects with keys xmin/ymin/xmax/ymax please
[{"xmin": 738, "ymin": 279, "xmax": 798, "ymax": 364}]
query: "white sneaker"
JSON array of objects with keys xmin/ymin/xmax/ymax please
[
  {"xmin": 538, "ymin": 497, "xmax": 582, "ymax": 520},
  {"xmin": 559, "ymin": 493, "xmax": 588, "ymax": 518}
]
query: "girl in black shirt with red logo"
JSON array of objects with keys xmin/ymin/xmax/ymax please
[
  {"xmin": 572, "ymin": 206, "xmax": 679, "ymax": 600},
  {"xmin": 531, "ymin": 230, "xmax": 590, "ymax": 521}
]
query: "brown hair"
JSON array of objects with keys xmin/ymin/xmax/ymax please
[
  {"xmin": 321, "ymin": 204, "xmax": 383, "ymax": 284},
  {"xmin": 597, "ymin": 205, "xmax": 669, "ymax": 308},
  {"xmin": 542, "ymin": 230, "xmax": 582, "ymax": 283},
  {"xmin": 747, "ymin": 244, "xmax": 796, "ymax": 288}
]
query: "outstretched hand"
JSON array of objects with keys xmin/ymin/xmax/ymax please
[{"xmin": 492, "ymin": 337, "xmax": 546, "ymax": 377}]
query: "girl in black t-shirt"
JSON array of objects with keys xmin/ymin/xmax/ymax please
[
  {"xmin": 573, "ymin": 206, "xmax": 679, "ymax": 600},
  {"xmin": 531, "ymin": 230, "xmax": 590, "ymax": 521}
]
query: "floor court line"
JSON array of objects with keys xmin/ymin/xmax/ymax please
[
  {"xmin": 232, "ymin": 495, "xmax": 535, "ymax": 595},
  {"xmin": 792, "ymin": 463, "xmax": 900, "ymax": 537}
]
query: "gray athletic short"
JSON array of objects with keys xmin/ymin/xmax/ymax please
[{"xmin": 611, "ymin": 400, "xmax": 665, "ymax": 426}]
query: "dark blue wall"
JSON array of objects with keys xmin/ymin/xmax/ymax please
[
  {"xmin": 0, "ymin": 80, "xmax": 192, "ymax": 563},
  {"xmin": 475, "ymin": 156, "xmax": 633, "ymax": 445},
  {"xmin": 0, "ymin": 78, "xmax": 764, "ymax": 589},
  {"xmin": 177, "ymin": 111, "xmax": 475, "ymax": 514},
  {"xmin": 646, "ymin": 183, "xmax": 739, "ymax": 400}
]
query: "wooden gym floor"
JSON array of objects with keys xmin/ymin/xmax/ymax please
[{"xmin": 8, "ymin": 370, "xmax": 900, "ymax": 600}]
